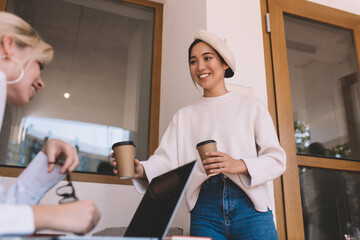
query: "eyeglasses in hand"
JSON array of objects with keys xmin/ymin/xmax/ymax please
[
  {"xmin": 56, "ymin": 172, "xmax": 79, "ymax": 204},
  {"xmin": 48, "ymin": 161, "xmax": 79, "ymax": 204}
]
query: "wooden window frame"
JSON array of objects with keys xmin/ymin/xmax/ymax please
[
  {"xmin": 260, "ymin": 0, "xmax": 360, "ymax": 239},
  {"xmin": 0, "ymin": 0, "xmax": 163, "ymax": 185}
]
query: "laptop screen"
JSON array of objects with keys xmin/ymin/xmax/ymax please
[{"xmin": 124, "ymin": 161, "xmax": 197, "ymax": 239}]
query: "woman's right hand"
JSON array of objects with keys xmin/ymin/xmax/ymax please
[
  {"xmin": 32, "ymin": 199, "xmax": 101, "ymax": 235},
  {"xmin": 133, "ymin": 158, "xmax": 147, "ymax": 179},
  {"xmin": 110, "ymin": 153, "xmax": 146, "ymax": 179}
]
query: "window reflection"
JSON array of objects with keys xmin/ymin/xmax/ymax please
[
  {"xmin": 284, "ymin": 14, "xmax": 360, "ymax": 161},
  {"xmin": 294, "ymin": 121, "xmax": 351, "ymax": 159},
  {"xmin": 299, "ymin": 167, "xmax": 360, "ymax": 240},
  {"xmin": 1, "ymin": 0, "xmax": 156, "ymax": 173},
  {"xmin": 6, "ymin": 116, "xmax": 132, "ymax": 173}
]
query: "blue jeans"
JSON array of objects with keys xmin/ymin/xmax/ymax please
[{"xmin": 190, "ymin": 174, "xmax": 278, "ymax": 240}]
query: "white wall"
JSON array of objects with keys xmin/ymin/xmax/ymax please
[
  {"xmin": 157, "ymin": 0, "xmax": 207, "ymax": 136},
  {"xmin": 207, "ymin": 0, "xmax": 267, "ymax": 103},
  {"xmin": 308, "ymin": 0, "xmax": 360, "ymax": 15},
  {"xmin": 3, "ymin": 0, "xmax": 360, "ymax": 237}
]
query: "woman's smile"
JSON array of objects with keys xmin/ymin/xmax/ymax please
[
  {"xmin": 30, "ymin": 84, "xmax": 36, "ymax": 98},
  {"xmin": 198, "ymin": 73, "xmax": 211, "ymax": 79}
]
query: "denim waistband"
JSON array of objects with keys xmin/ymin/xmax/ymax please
[{"xmin": 205, "ymin": 173, "xmax": 229, "ymax": 185}]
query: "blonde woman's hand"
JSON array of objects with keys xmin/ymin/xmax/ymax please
[
  {"xmin": 41, "ymin": 139, "xmax": 79, "ymax": 174},
  {"xmin": 202, "ymin": 151, "xmax": 249, "ymax": 175},
  {"xmin": 32, "ymin": 199, "xmax": 101, "ymax": 235}
]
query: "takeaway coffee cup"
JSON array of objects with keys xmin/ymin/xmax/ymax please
[
  {"xmin": 112, "ymin": 141, "xmax": 135, "ymax": 179},
  {"xmin": 196, "ymin": 139, "xmax": 219, "ymax": 176}
]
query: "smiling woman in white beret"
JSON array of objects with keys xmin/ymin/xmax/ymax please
[{"xmin": 114, "ymin": 29, "xmax": 286, "ymax": 240}]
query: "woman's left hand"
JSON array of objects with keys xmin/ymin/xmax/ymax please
[{"xmin": 203, "ymin": 151, "xmax": 249, "ymax": 175}]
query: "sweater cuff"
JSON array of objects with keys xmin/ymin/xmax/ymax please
[
  {"xmin": 132, "ymin": 178, "xmax": 149, "ymax": 194},
  {"xmin": 0, "ymin": 204, "xmax": 35, "ymax": 235},
  {"xmin": 140, "ymin": 160, "xmax": 162, "ymax": 184},
  {"xmin": 238, "ymin": 157, "xmax": 253, "ymax": 187},
  {"xmin": 131, "ymin": 163, "xmax": 150, "ymax": 194},
  {"xmin": 17, "ymin": 152, "xmax": 65, "ymax": 204}
]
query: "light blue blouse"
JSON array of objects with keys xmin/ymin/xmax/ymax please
[{"xmin": 0, "ymin": 71, "xmax": 65, "ymax": 235}]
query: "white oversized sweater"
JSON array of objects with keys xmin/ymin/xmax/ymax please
[{"xmin": 134, "ymin": 91, "xmax": 286, "ymax": 212}]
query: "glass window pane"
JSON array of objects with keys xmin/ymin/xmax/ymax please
[
  {"xmin": 0, "ymin": 0, "xmax": 155, "ymax": 173},
  {"xmin": 284, "ymin": 14, "xmax": 360, "ymax": 161},
  {"xmin": 299, "ymin": 167, "xmax": 360, "ymax": 240}
]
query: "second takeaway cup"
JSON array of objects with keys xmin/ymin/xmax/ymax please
[
  {"xmin": 112, "ymin": 141, "xmax": 135, "ymax": 179},
  {"xmin": 196, "ymin": 139, "xmax": 219, "ymax": 177}
]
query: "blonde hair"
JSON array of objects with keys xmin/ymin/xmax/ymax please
[{"xmin": 0, "ymin": 11, "xmax": 53, "ymax": 67}]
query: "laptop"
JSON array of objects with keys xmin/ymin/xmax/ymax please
[
  {"xmin": 123, "ymin": 160, "xmax": 197, "ymax": 239},
  {"xmin": 1, "ymin": 161, "xmax": 197, "ymax": 240}
]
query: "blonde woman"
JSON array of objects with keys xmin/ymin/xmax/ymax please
[
  {"xmin": 114, "ymin": 30, "xmax": 286, "ymax": 240},
  {"xmin": 0, "ymin": 12, "xmax": 100, "ymax": 235}
]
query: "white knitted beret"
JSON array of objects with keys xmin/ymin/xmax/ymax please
[{"xmin": 194, "ymin": 29, "xmax": 236, "ymax": 78}]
